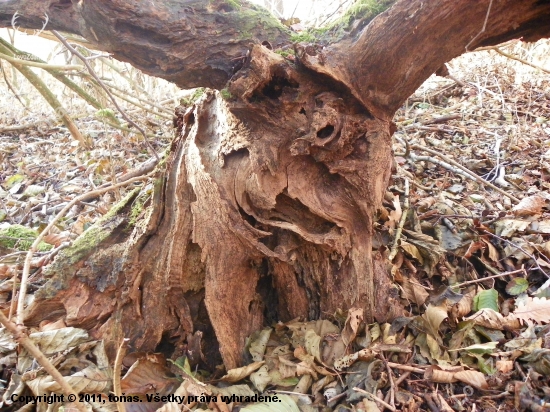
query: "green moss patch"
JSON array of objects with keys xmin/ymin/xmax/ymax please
[{"xmin": 0, "ymin": 224, "xmax": 52, "ymax": 251}]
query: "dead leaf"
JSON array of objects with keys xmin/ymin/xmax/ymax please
[
  {"xmin": 221, "ymin": 361, "xmax": 265, "ymax": 383},
  {"xmin": 511, "ymin": 297, "xmax": 550, "ymax": 325},
  {"xmin": 454, "ymin": 369, "xmax": 488, "ymax": 390},
  {"xmin": 512, "ymin": 194, "xmax": 547, "ymax": 217},
  {"xmin": 401, "ymin": 278, "xmax": 429, "ymax": 306},
  {"xmin": 249, "ymin": 328, "xmax": 272, "ymax": 361},
  {"xmin": 342, "ymin": 308, "xmax": 363, "ymax": 346},
  {"xmin": 419, "ymin": 305, "xmax": 448, "ymax": 343}
]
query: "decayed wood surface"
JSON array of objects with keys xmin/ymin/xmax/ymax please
[{"xmin": 2, "ymin": 0, "xmax": 550, "ymax": 368}]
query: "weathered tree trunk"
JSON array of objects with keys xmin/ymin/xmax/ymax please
[{"xmin": 2, "ymin": 0, "xmax": 550, "ymax": 369}]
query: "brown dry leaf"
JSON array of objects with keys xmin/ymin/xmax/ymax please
[
  {"xmin": 266, "ymin": 369, "xmax": 299, "ymax": 387},
  {"xmin": 121, "ymin": 354, "xmax": 181, "ymax": 396},
  {"xmin": 287, "ymin": 319, "xmax": 339, "ymax": 349},
  {"xmin": 400, "ymin": 241, "xmax": 424, "ymax": 264},
  {"xmin": 39, "ymin": 318, "xmax": 67, "ymax": 331},
  {"xmin": 425, "ymin": 365, "xmax": 460, "ymax": 384},
  {"xmin": 543, "ymin": 241, "xmax": 550, "ymax": 257},
  {"xmin": 295, "ymin": 361, "xmax": 317, "ymax": 379},
  {"xmin": 381, "ymin": 322, "xmax": 396, "ymax": 344},
  {"xmin": 26, "ymin": 363, "xmax": 111, "ymax": 395},
  {"xmin": 72, "ymin": 215, "xmax": 91, "ymax": 235},
  {"xmin": 221, "ymin": 361, "xmax": 265, "ymax": 383},
  {"xmin": 511, "ymin": 297, "xmax": 550, "ymax": 324},
  {"xmin": 294, "ymin": 347, "xmax": 331, "ymax": 376},
  {"xmin": 416, "ymin": 196, "xmax": 436, "ymax": 211},
  {"xmin": 426, "ymin": 333, "xmax": 445, "ymax": 361},
  {"xmin": 450, "ymin": 290, "xmax": 475, "ymax": 322},
  {"xmin": 481, "ymin": 238, "xmax": 500, "ymax": 262},
  {"xmin": 464, "ymin": 240, "xmax": 485, "ymax": 259},
  {"xmin": 405, "ymin": 236, "xmax": 445, "ymax": 277},
  {"xmin": 155, "ymin": 381, "xmax": 191, "ymax": 412},
  {"xmin": 277, "ymin": 355, "xmax": 298, "ymax": 379},
  {"xmin": 250, "ymin": 365, "xmax": 271, "ymax": 392},
  {"xmin": 321, "ymin": 334, "xmax": 346, "ymax": 367},
  {"xmin": 362, "ymin": 399, "xmax": 382, "ymax": 412},
  {"xmin": 496, "ymin": 360, "xmax": 514, "ymax": 373},
  {"xmin": 401, "ymin": 278, "xmax": 429, "ymax": 306},
  {"xmin": 18, "ymin": 328, "xmax": 89, "ymax": 373},
  {"xmin": 386, "ymin": 194, "xmax": 402, "ymax": 230},
  {"xmin": 466, "ymin": 308, "xmax": 522, "ymax": 330},
  {"xmin": 341, "ymin": 308, "xmax": 363, "ymax": 346},
  {"xmin": 42, "ymin": 232, "xmax": 70, "ymax": 247},
  {"xmin": 512, "ymin": 194, "xmax": 547, "ymax": 217},
  {"xmin": 420, "ymin": 304, "xmax": 448, "ymax": 342},
  {"xmin": 453, "ymin": 369, "xmax": 489, "ymax": 390},
  {"xmin": 304, "ymin": 329, "xmax": 322, "ymax": 363},
  {"xmin": 494, "ymin": 219, "xmax": 530, "ymax": 237},
  {"xmin": 466, "ymin": 308, "xmax": 506, "ymax": 329},
  {"xmin": 292, "ymin": 375, "xmax": 313, "ymax": 394},
  {"xmin": 249, "ymin": 328, "xmax": 272, "ymax": 361},
  {"xmin": 530, "ymin": 219, "xmax": 550, "ymax": 233},
  {"xmin": 0, "ymin": 264, "xmax": 11, "ymax": 279}
]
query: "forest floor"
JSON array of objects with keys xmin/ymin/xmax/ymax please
[{"xmin": 0, "ymin": 36, "xmax": 550, "ymax": 412}]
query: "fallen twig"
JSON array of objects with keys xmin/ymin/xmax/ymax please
[
  {"xmin": 353, "ymin": 387, "xmax": 397, "ymax": 412},
  {"xmin": 114, "ymin": 338, "xmax": 129, "ymax": 412},
  {"xmin": 482, "ymin": 230, "xmax": 549, "ymax": 278},
  {"xmin": 388, "ymin": 178, "xmax": 409, "ymax": 262},
  {"xmin": 0, "ymin": 311, "xmax": 88, "ymax": 412},
  {"xmin": 455, "ymin": 268, "xmax": 526, "ymax": 288},
  {"xmin": 409, "ymin": 143, "xmax": 520, "ymax": 203},
  {"xmin": 490, "ymin": 46, "xmax": 550, "ymax": 74},
  {"xmin": 387, "ymin": 362, "xmax": 425, "ymax": 374}
]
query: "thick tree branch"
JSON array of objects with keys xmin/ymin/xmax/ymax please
[
  {"xmin": 0, "ymin": 0, "xmax": 290, "ymax": 89},
  {"xmin": 299, "ymin": 0, "xmax": 550, "ymax": 119},
  {"xmin": 4, "ymin": 0, "xmax": 550, "ymax": 114}
]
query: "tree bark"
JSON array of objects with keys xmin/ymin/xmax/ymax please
[
  {"xmin": 1, "ymin": 0, "xmax": 290, "ymax": 89},
  {"xmin": 2, "ymin": 0, "xmax": 550, "ymax": 369}
]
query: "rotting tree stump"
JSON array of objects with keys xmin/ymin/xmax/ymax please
[{"xmin": 2, "ymin": 0, "xmax": 549, "ymax": 368}]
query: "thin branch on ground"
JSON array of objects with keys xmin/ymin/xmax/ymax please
[
  {"xmin": 388, "ymin": 178, "xmax": 410, "ymax": 262},
  {"xmin": 353, "ymin": 387, "xmax": 397, "ymax": 412},
  {"xmin": 490, "ymin": 46, "xmax": 550, "ymax": 74},
  {"xmin": 0, "ymin": 122, "xmax": 46, "ymax": 132},
  {"xmin": 114, "ymin": 338, "xmax": 129, "ymax": 412},
  {"xmin": 409, "ymin": 153, "xmax": 476, "ymax": 179},
  {"xmin": 481, "ymin": 230, "xmax": 550, "ymax": 278},
  {"xmin": 0, "ymin": 310, "xmax": 89, "ymax": 412},
  {"xmin": 455, "ymin": 268, "xmax": 526, "ymax": 288},
  {"xmin": 409, "ymin": 142, "xmax": 520, "ymax": 203}
]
